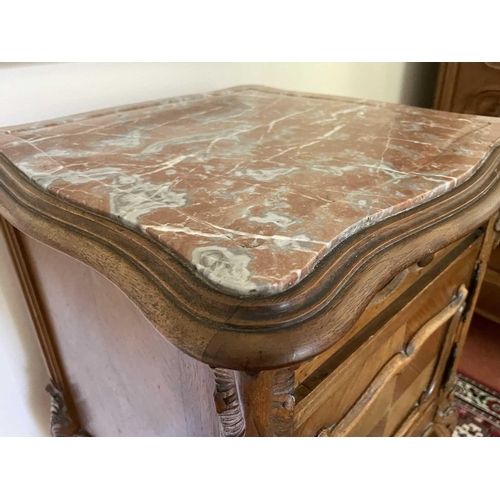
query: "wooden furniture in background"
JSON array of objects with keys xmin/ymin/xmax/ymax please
[
  {"xmin": 434, "ymin": 62, "xmax": 500, "ymax": 117},
  {"xmin": 435, "ymin": 62, "xmax": 500, "ymax": 324},
  {"xmin": 1, "ymin": 86, "xmax": 500, "ymax": 436}
]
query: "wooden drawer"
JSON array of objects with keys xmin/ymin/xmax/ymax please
[
  {"xmin": 294, "ymin": 232, "xmax": 483, "ymax": 437},
  {"xmin": 400, "ymin": 400, "xmax": 439, "ymax": 437},
  {"xmin": 295, "ymin": 232, "xmax": 483, "ymax": 385}
]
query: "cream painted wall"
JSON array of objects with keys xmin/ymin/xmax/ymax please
[
  {"xmin": 0, "ymin": 63, "xmax": 438, "ymax": 127},
  {"xmin": 0, "ymin": 62, "xmax": 438, "ymax": 436}
]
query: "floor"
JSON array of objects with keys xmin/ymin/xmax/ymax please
[
  {"xmin": 453, "ymin": 374, "xmax": 500, "ymax": 437},
  {"xmin": 458, "ymin": 313, "xmax": 500, "ymax": 393}
]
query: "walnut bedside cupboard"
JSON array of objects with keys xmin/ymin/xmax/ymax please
[{"xmin": 1, "ymin": 86, "xmax": 500, "ymax": 437}]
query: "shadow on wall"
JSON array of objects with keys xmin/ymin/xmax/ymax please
[
  {"xmin": 0, "ymin": 225, "xmax": 51, "ymax": 436},
  {"xmin": 400, "ymin": 62, "xmax": 440, "ymax": 109}
]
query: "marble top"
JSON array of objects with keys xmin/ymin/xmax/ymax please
[{"xmin": 1, "ymin": 86, "xmax": 500, "ymax": 297}]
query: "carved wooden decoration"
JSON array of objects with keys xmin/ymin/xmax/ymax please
[
  {"xmin": 268, "ymin": 368, "xmax": 296, "ymax": 437},
  {"xmin": 465, "ymin": 90, "xmax": 500, "ymax": 117},
  {"xmin": 45, "ymin": 383, "xmax": 89, "ymax": 437},
  {"xmin": 369, "ymin": 253, "xmax": 436, "ymax": 307},
  {"xmin": 435, "ymin": 62, "xmax": 500, "ymax": 117},
  {"xmin": 212, "ymin": 368, "xmax": 246, "ymax": 437},
  {"xmin": 432, "ymin": 381, "xmax": 459, "ymax": 436},
  {"xmin": 1, "ymin": 217, "xmax": 90, "ymax": 436}
]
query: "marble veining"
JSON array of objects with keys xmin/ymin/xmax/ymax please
[{"xmin": 1, "ymin": 85, "xmax": 500, "ymax": 296}]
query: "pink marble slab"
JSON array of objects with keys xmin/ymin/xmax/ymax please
[{"xmin": 1, "ymin": 86, "xmax": 500, "ymax": 296}]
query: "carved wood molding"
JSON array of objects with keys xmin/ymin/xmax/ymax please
[
  {"xmin": 268, "ymin": 368, "xmax": 296, "ymax": 437},
  {"xmin": 424, "ymin": 378, "xmax": 458, "ymax": 437},
  {"xmin": 1, "ymin": 147, "xmax": 500, "ymax": 370},
  {"xmin": 465, "ymin": 89, "xmax": 500, "ymax": 117},
  {"xmin": 46, "ymin": 382, "xmax": 90, "ymax": 437},
  {"xmin": 369, "ymin": 253, "xmax": 435, "ymax": 307},
  {"xmin": 0, "ymin": 217, "xmax": 66, "ymax": 390},
  {"xmin": 212, "ymin": 368, "xmax": 246, "ymax": 437},
  {"xmin": 433, "ymin": 62, "xmax": 460, "ymax": 111},
  {"xmin": 1, "ymin": 217, "xmax": 88, "ymax": 436}
]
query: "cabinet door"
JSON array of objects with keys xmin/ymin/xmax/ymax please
[
  {"xmin": 324, "ymin": 285, "xmax": 467, "ymax": 437},
  {"xmin": 294, "ymin": 236, "xmax": 482, "ymax": 437}
]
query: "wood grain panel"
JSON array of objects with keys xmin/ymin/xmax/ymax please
[
  {"xmin": 402, "ymin": 401, "xmax": 438, "ymax": 437},
  {"xmin": 294, "ymin": 236, "xmax": 481, "ymax": 437},
  {"xmin": 435, "ymin": 62, "xmax": 500, "ymax": 116},
  {"xmin": 475, "ymin": 272, "xmax": 500, "ymax": 323},
  {"xmin": 488, "ymin": 245, "xmax": 500, "ymax": 272},
  {"xmin": 18, "ymin": 233, "xmax": 220, "ymax": 437}
]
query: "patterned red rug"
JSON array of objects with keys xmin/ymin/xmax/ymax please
[{"xmin": 453, "ymin": 374, "xmax": 500, "ymax": 437}]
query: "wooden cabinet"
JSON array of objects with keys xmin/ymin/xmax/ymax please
[
  {"xmin": 434, "ymin": 62, "xmax": 500, "ymax": 116},
  {"xmin": 1, "ymin": 86, "xmax": 500, "ymax": 436}
]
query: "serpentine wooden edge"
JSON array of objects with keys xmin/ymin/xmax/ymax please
[{"xmin": 1, "ymin": 144, "xmax": 500, "ymax": 371}]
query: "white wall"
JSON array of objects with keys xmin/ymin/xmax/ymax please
[
  {"xmin": 0, "ymin": 62, "xmax": 438, "ymax": 436},
  {"xmin": 0, "ymin": 62, "xmax": 438, "ymax": 127}
]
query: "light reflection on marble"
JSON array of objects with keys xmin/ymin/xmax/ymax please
[{"xmin": 1, "ymin": 86, "xmax": 500, "ymax": 296}]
